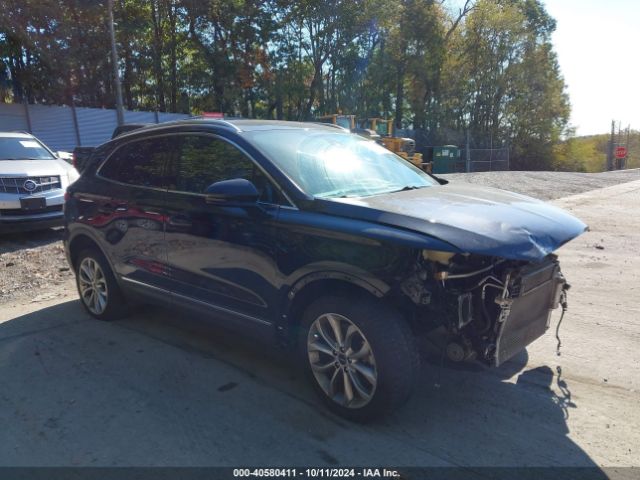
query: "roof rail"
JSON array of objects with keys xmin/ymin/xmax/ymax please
[
  {"xmin": 186, "ymin": 117, "xmax": 242, "ymax": 132},
  {"xmin": 111, "ymin": 123, "xmax": 151, "ymax": 139}
]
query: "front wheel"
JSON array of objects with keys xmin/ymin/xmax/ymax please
[{"xmin": 300, "ymin": 296, "xmax": 419, "ymax": 421}]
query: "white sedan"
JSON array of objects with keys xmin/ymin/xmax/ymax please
[{"xmin": 0, "ymin": 132, "xmax": 79, "ymax": 233}]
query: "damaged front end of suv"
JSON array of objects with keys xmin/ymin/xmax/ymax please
[
  {"xmin": 402, "ymin": 250, "xmax": 569, "ymax": 366},
  {"xmin": 324, "ymin": 183, "xmax": 588, "ymax": 367}
]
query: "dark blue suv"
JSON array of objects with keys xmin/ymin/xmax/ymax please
[{"xmin": 64, "ymin": 119, "xmax": 586, "ymax": 420}]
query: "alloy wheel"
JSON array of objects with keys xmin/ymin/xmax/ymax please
[
  {"xmin": 78, "ymin": 257, "xmax": 109, "ymax": 315},
  {"xmin": 307, "ymin": 313, "xmax": 377, "ymax": 408}
]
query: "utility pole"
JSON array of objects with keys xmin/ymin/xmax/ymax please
[
  {"xmin": 625, "ymin": 125, "xmax": 631, "ymax": 169},
  {"xmin": 108, "ymin": 0, "xmax": 124, "ymax": 125},
  {"xmin": 618, "ymin": 121, "xmax": 622, "ymax": 146},
  {"xmin": 607, "ymin": 120, "xmax": 615, "ymax": 171},
  {"xmin": 465, "ymin": 129, "xmax": 471, "ymax": 173},
  {"xmin": 617, "ymin": 122, "xmax": 623, "ymax": 169},
  {"xmin": 626, "ymin": 125, "xmax": 631, "ymax": 150}
]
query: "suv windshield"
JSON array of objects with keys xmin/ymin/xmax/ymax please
[
  {"xmin": 0, "ymin": 137, "xmax": 55, "ymax": 160},
  {"xmin": 246, "ymin": 130, "xmax": 437, "ymax": 198}
]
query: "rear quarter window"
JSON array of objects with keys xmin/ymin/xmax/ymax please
[{"xmin": 99, "ymin": 137, "xmax": 176, "ymax": 188}]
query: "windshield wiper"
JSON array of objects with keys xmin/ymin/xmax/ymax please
[{"xmin": 390, "ymin": 185, "xmax": 426, "ymax": 193}]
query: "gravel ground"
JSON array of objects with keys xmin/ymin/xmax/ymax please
[
  {"xmin": 440, "ymin": 168, "xmax": 640, "ymax": 200},
  {"xmin": 1, "ymin": 169, "xmax": 639, "ymax": 306},
  {"xmin": 0, "ymin": 228, "xmax": 74, "ymax": 305}
]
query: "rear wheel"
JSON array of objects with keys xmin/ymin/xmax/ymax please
[
  {"xmin": 75, "ymin": 248, "xmax": 128, "ymax": 321},
  {"xmin": 300, "ymin": 295, "xmax": 419, "ymax": 421}
]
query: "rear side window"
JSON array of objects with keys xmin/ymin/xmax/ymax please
[
  {"xmin": 100, "ymin": 137, "xmax": 175, "ymax": 188},
  {"xmin": 175, "ymin": 135, "xmax": 286, "ymax": 204}
]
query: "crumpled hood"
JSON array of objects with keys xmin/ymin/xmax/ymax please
[
  {"xmin": 0, "ymin": 159, "xmax": 74, "ymax": 177},
  {"xmin": 317, "ymin": 184, "xmax": 588, "ymax": 261}
]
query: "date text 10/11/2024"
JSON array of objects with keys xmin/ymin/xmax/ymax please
[{"xmin": 233, "ymin": 468, "xmax": 401, "ymax": 478}]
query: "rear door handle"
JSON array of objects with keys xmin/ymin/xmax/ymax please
[
  {"xmin": 168, "ymin": 214, "xmax": 192, "ymax": 228},
  {"xmin": 99, "ymin": 202, "xmax": 128, "ymax": 214}
]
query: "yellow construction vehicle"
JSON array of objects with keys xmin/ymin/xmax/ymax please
[
  {"xmin": 367, "ymin": 118, "xmax": 394, "ymax": 137},
  {"xmin": 318, "ymin": 114, "xmax": 356, "ymax": 131},
  {"xmin": 319, "ymin": 114, "xmax": 431, "ymax": 173},
  {"xmin": 362, "ymin": 118, "xmax": 430, "ymax": 172},
  {"xmin": 320, "ymin": 113, "xmax": 381, "ymax": 142}
]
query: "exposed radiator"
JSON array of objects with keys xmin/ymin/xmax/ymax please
[{"xmin": 493, "ymin": 259, "xmax": 564, "ymax": 366}]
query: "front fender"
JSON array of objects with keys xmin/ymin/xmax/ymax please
[{"xmin": 280, "ymin": 262, "xmax": 391, "ymax": 320}]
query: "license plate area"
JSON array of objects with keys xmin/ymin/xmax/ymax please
[{"xmin": 20, "ymin": 197, "xmax": 47, "ymax": 211}]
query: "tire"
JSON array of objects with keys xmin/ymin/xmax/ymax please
[
  {"xmin": 74, "ymin": 247, "xmax": 128, "ymax": 321},
  {"xmin": 299, "ymin": 295, "xmax": 419, "ymax": 421}
]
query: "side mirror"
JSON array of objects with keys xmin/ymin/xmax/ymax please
[{"xmin": 204, "ymin": 178, "xmax": 259, "ymax": 204}]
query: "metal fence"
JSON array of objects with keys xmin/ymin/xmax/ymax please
[
  {"xmin": 462, "ymin": 147, "xmax": 510, "ymax": 172},
  {"xmin": 0, "ymin": 105, "xmax": 513, "ymax": 172},
  {"xmin": 0, "ymin": 103, "xmax": 189, "ymax": 152},
  {"xmin": 399, "ymin": 127, "xmax": 511, "ymax": 172},
  {"xmin": 420, "ymin": 146, "xmax": 510, "ymax": 173}
]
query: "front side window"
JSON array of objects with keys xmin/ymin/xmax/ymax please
[
  {"xmin": 175, "ymin": 135, "xmax": 286, "ymax": 204},
  {"xmin": 245, "ymin": 130, "xmax": 438, "ymax": 199},
  {"xmin": 0, "ymin": 137, "xmax": 55, "ymax": 160},
  {"xmin": 100, "ymin": 137, "xmax": 175, "ymax": 188}
]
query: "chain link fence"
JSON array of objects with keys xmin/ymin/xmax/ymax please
[
  {"xmin": 399, "ymin": 127, "xmax": 511, "ymax": 172},
  {"xmin": 462, "ymin": 147, "xmax": 510, "ymax": 172}
]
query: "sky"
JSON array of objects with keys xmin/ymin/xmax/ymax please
[
  {"xmin": 542, "ymin": 0, "xmax": 639, "ymax": 136},
  {"xmin": 446, "ymin": 0, "xmax": 640, "ymax": 136}
]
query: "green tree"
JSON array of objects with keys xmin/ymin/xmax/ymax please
[{"xmin": 0, "ymin": 0, "xmax": 575, "ymax": 171}]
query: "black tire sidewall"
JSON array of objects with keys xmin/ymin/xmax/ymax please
[{"xmin": 299, "ymin": 295, "xmax": 419, "ymax": 421}]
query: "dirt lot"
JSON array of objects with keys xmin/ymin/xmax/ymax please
[
  {"xmin": 0, "ymin": 229, "xmax": 72, "ymax": 305},
  {"xmin": 443, "ymin": 168, "xmax": 640, "ymax": 199},
  {"xmin": 0, "ymin": 171, "xmax": 639, "ymax": 471}
]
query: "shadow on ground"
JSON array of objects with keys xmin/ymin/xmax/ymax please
[
  {"xmin": 0, "ymin": 299, "xmax": 604, "ymax": 472},
  {"xmin": 0, "ymin": 227, "xmax": 64, "ymax": 255}
]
